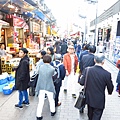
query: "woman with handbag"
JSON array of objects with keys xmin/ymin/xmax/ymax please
[
  {"xmin": 35, "ymin": 55, "xmax": 56, "ymax": 120},
  {"xmin": 29, "ymin": 50, "xmax": 46, "ymax": 96}
]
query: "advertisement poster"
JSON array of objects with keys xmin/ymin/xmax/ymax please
[{"xmin": 113, "ymin": 36, "xmax": 120, "ymax": 63}]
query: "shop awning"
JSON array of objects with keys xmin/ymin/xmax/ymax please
[
  {"xmin": 0, "ymin": 20, "xmax": 9, "ymax": 27},
  {"xmin": 0, "ymin": 0, "xmax": 35, "ymax": 13},
  {"xmin": 24, "ymin": 0, "xmax": 37, "ymax": 6},
  {"xmin": 23, "ymin": 12, "xmax": 33, "ymax": 17},
  {"xmin": 32, "ymin": 9, "xmax": 45, "ymax": 21}
]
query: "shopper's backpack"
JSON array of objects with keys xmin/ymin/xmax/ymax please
[{"xmin": 52, "ymin": 61, "xmax": 62, "ymax": 84}]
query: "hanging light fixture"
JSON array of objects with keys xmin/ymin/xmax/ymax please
[
  {"xmin": 15, "ymin": 7, "xmax": 18, "ymax": 12},
  {"xmin": 8, "ymin": 0, "xmax": 15, "ymax": 9}
]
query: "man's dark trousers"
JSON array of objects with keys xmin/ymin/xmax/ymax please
[
  {"xmin": 54, "ymin": 82, "xmax": 61, "ymax": 106},
  {"xmin": 88, "ymin": 105, "xmax": 104, "ymax": 120}
]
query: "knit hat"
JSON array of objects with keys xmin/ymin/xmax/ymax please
[{"xmin": 19, "ymin": 48, "xmax": 28, "ymax": 54}]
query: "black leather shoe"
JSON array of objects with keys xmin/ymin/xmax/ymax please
[
  {"xmin": 64, "ymin": 89, "xmax": 67, "ymax": 92},
  {"xmin": 36, "ymin": 116, "xmax": 43, "ymax": 120},
  {"xmin": 79, "ymin": 108, "xmax": 84, "ymax": 113},
  {"xmin": 72, "ymin": 94, "xmax": 76, "ymax": 98},
  {"xmin": 51, "ymin": 111, "xmax": 56, "ymax": 116}
]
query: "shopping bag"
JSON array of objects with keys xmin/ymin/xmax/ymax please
[
  {"xmin": 74, "ymin": 89, "xmax": 86, "ymax": 110},
  {"xmin": 29, "ymin": 87, "xmax": 35, "ymax": 96},
  {"xmin": 28, "ymin": 73, "xmax": 38, "ymax": 88},
  {"xmin": 75, "ymin": 67, "xmax": 89, "ymax": 110}
]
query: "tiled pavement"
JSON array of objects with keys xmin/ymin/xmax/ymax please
[{"xmin": 0, "ymin": 60, "xmax": 120, "ymax": 120}]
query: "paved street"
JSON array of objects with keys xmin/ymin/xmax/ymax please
[{"xmin": 0, "ymin": 60, "xmax": 120, "ymax": 120}]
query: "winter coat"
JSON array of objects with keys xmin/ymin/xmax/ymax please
[
  {"xmin": 54, "ymin": 45, "xmax": 61, "ymax": 54},
  {"xmin": 80, "ymin": 53, "xmax": 95, "ymax": 73},
  {"xmin": 63, "ymin": 53, "xmax": 78, "ymax": 74},
  {"xmin": 116, "ymin": 71, "xmax": 120, "ymax": 83},
  {"xmin": 61, "ymin": 42, "xmax": 68, "ymax": 55},
  {"xmin": 15, "ymin": 55, "xmax": 30, "ymax": 91},
  {"xmin": 35, "ymin": 63, "xmax": 56, "ymax": 96},
  {"xmin": 116, "ymin": 59, "xmax": 120, "ymax": 83}
]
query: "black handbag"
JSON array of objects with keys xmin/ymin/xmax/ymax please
[
  {"xmin": 74, "ymin": 68, "xmax": 89, "ymax": 110},
  {"xmin": 28, "ymin": 73, "xmax": 38, "ymax": 88}
]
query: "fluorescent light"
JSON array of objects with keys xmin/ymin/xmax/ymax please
[
  {"xmin": 15, "ymin": 7, "xmax": 18, "ymax": 12},
  {"xmin": 8, "ymin": 4, "xmax": 15, "ymax": 9}
]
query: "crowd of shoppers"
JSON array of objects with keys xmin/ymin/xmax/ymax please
[{"xmin": 14, "ymin": 38, "xmax": 115, "ymax": 120}]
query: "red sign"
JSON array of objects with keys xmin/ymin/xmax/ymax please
[
  {"xmin": 13, "ymin": 16, "xmax": 28, "ymax": 29},
  {"xmin": 6, "ymin": 15, "xmax": 28, "ymax": 29}
]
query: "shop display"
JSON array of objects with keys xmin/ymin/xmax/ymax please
[
  {"xmin": 0, "ymin": 48, "xmax": 37, "ymax": 96},
  {"xmin": 0, "ymin": 72, "xmax": 15, "ymax": 95},
  {"xmin": 0, "ymin": 28, "xmax": 5, "ymax": 44}
]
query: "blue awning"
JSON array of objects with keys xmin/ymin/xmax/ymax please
[
  {"xmin": 23, "ymin": 12, "xmax": 33, "ymax": 17},
  {"xmin": 33, "ymin": 9, "xmax": 45, "ymax": 21},
  {"xmin": 24, "ymin": 0, "xmax": 37, "ymax": 6},
  {"xmin": 0, "ymin": 0, "xmax": 7, "ymax": 4},
  {"xmin": 33, "ymin": 16, "xmax": 40, "ymax": 20}
]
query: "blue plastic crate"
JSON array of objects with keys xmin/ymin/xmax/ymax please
[
  {"xmin": 0, "ymin": 78, "xmax": 7, "ymax": 85},
  {"xmin": 8, "ymin": 75, "xmax": 15, "ymax": 81},
  {"xmin": 2, "ymin": 86, "xmax": 13, "ymax": 95}
]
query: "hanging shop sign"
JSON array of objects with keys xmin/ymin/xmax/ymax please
[
  {"xmin": 113, "ymin": 21, "xmax": 120, "ymax": 63},
  {"xmin": 113, "ymin": 36, "xmax": 120, "ymax": 63},
  {"xmin": 32, "ymin": 22, "xmax": 40, "ymax": 33},
  {"xmin": 6, "ymin": 15, "xmax": 28, "ymax": 29},
  {"xmin": 13, "ymin": 16, "xmax": 28, "ymax": 29}
]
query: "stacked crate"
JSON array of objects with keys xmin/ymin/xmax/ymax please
[
  {"xmin": 1, "ymin": 59, "xmax": 6, "ymax": 73},
  {"xmin": 6, "ymin": 64, "xmax": 13, "ymax": 74},
  {"xmin": 1, "ymin": 59, "xmax": 13, "ymax": 74}
]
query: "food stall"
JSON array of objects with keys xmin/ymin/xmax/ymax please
[{"xmin": 0, "ymin": 51, "xmax": 36, "ymax": 95}]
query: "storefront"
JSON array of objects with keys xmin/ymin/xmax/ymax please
[
  {"xmin": 0, "ymin": 20, "xmax": 9, "ymax": 47},
  {"xmin": 5, "ymin": 15, "xmax": 29, "ymax": 51}
]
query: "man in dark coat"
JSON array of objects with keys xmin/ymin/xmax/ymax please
[
  {"xmin": 79, "ymin": 44, "xmax": 90, "ymax": 71},
  {"xmin": 80, "ymin": 45, "xmax": 96, "ymax": 73},
  {"xmin": 79, "ymin": 45, "xmax": 96, "ymax": 113},
  {"xmin": 79, "ymin": 53, "xmax": 114, "ymax": 120},
  {"xmin": 61, "ymin": 39, "xmax": 68, "ymax": 56},
  {"xmin": 15, "ymin": 48, "xmax": 30, "ymax": 108},
  {"xmin": 54, "ymin": 41, "xmax": 61, "ymax": 54}
]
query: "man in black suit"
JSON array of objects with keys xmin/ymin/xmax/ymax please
[
  {"xmin": 80, "ymin": 45, "xmax": 96, "ymax": 73},
  {"xmin": 79, "ymin": 45, "xmax": 96, "ymax": 113},
  {"xmin": 79, "ymin": 53, "xmax": 114, "ymax": 120}
]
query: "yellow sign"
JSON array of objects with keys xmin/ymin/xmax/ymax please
[{"xmin": 47, "ymin": 26, "xmax": 51, "ymax": 35}]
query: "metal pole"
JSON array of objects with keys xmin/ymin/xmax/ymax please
[
  {"xmin": 94, "ymin": 1, "xmax": 98, "ymax": 46},
  {"xmin": 84, "ymin": 18, "xmax": 87, "ymax": 42}
]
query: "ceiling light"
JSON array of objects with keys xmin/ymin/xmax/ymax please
[
  {"xmin": 8, "ymin": 4, "xmax": 15, "ymax": 9},
  {"xmin": 15, "ymin": 7, "xmax": 18, "ymax": 12}
]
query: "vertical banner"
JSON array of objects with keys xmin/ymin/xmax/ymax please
[{"xmin": 113, "ymin": 21, "xmax": 120, "ymax": 63}]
